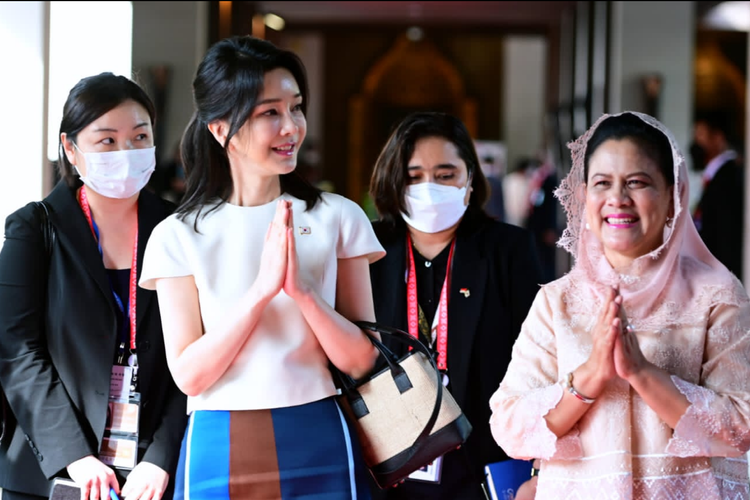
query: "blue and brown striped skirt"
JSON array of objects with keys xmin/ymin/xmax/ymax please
[{"xmin": 173, "ymin": 396, "xmax": 373, "ymax": 500}]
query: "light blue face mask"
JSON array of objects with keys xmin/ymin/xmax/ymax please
[{"xmin": 74, "ymin": 144, "xmax": 156, "ymax": 199}]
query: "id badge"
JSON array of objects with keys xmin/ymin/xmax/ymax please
[
  {"xmin": 101, "ymin": 394, "xmax": 140, "ymax": 470},
  {"xmin": 106, "ymin": 396, "xmax": 140, "ymax": 434},
  {"xmin": 407, "ymin": 456, "xmax": 444, "ymax": 483},
  {"xmin": 100, "ymin": 435, "xmax": 138, "ymax": 470},
  {"xmin": 110, "ymin": 365, "xmax": 133, "ymax": 401},
  {"xmin": 104, "ymin": 366, "xmax": 140, "ymax": 470}
]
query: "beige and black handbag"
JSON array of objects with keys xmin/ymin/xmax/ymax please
[{"xmin": 332, "ymin": 321, "xmax": 472, "ymax": 489}]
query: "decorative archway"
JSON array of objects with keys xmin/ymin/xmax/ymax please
[{"xmin": 347, "ymin": 32, "xmax": 477, "ymax": 205}]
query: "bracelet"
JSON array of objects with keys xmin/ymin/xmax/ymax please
[{"xmin": 564, "ymin": 371, "xmax": 596, "ymax": 404}]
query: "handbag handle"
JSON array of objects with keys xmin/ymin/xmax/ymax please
[
  {"xmin": 337, "ymin": 323, "xmax": 420, "ymax": 395},
  {"xmin": 335, "ymin": 320, "xmax": 446, "ymax": 476}
]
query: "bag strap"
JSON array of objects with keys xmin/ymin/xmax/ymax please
[
  {"xmin": 0, "ymin": 201, "xmax": 54, "ymax": 444},
  {"xmin": 341, "ymin": 320, "xmax": 446, "ymax": 476},
  {"xmin": 34, "ymin": 200, "xmax": 55, "ymax": 256}
]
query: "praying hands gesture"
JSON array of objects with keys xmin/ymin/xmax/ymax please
[
  {"xmin": 572, "ymin": 286, "xmax": 653, "ymax": 399},
  {"xmin": 545, "ymin": 286, "xmax": 690, "ymax": 437},
  {"xmin": 255, "ymin": 200, "xmax": 291, "ymax": 300},
  {"xmin": 255, "ymin": 200, "xmax": 307, "ymax": 301},
  {"xmin": 575, "ymin": 286, "xmax": 622, "ymax": 399},
  {"xmin": 156, "ymin": 196, "xmax": 378, "ymax": 396},
  {"xmin": 255, "ymin": 199, "xmax": 378, "ymax": 378},
  {"xmin": 283, "ymin": 203, "xmax": 309, "ymax": 300},
  {"xmin": 613, "ymin": 300, "xmax": 650, "ymax": 382}
]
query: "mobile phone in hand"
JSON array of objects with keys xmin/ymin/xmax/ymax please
[
  {"xmin": 49, "ymin": 480, "xmax": 121, "ymax": 500},
  {"xmin": 49, "ymin": 478, "xmax": 80, "ymax": 500}
]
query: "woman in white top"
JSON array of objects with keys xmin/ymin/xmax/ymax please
[{"xmin": 139, "ymin": 35, "xmax": 385, "ymax": 499}]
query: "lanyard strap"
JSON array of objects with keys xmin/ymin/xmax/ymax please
[
  {"xmin": 406, "ymin": 234, "xmax": 455, "ymax": 372},
  {"xmin": 79, "ymin": 186, "xmax": 139, "ymax": 352}
]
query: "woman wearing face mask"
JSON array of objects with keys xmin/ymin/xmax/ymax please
[
  {"xmin": 368, "ymin": 112, "xmax": 544, "ymax": 500},
  {"xmin": 0, "ymin": 72, "xmax": 187, "ymax": 500}
]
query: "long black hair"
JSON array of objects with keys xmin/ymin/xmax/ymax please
[
  {"xmin": 58, "ymin": 72, "xmax": 156, "ymax": 187},
  {"xmin": 177, "ymin": 35, "xmax": 321, "ymax": 228}
]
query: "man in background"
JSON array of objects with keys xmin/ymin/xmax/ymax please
[
  {"xmin": 474, "ymin": 140, "xmax": 507, "ymax": 222},
  {"xmin": 691, "ymin": 110, "xmax": 745, "ymax": 279}
]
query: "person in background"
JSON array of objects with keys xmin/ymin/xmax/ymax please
[
  {"xmin": 0, "ymin": 72, "xmax": 186, "ymax": 500},
  {"xmin": 690, "ymin": 110, "xmax": 744, "ymax": 280},
  {"xmin": 474, "ymin": 140, "xmax": 507, "ymax": 222},
  {"xmin": 503, "ymin": 157, "xmax": 537, "ymax": 228},
  {"xmin": 526, "ymin": 155, "xmax": 559, "ymax": 283},
  {"xmin": 149, "ymin": 142, "xmax": 187, "ymax": 205},
  {"xmin": 138, "ymin": 35, "xmax": 386, "ymax": 499},
  {"xmin": 491, "ymin": 111, "xmax": 750, "ymax": 499},
  {"xmin": 368, "ymin": 111, "xmax": 543, "ymax": 500}
]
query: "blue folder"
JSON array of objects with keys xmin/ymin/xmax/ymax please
[{"xmin": 484, "ymin": 459, "xmax": 533, "ymax": 500}]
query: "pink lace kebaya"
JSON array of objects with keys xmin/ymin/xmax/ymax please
[{"xmin": 490, "ymin": 112, "xmax": 750, "ymax": 499}]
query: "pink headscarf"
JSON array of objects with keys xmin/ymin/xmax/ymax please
[{"xmin": 554, "ymin": 111, "xmax": 741, "ymax": 327}]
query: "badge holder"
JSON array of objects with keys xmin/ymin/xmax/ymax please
[
  {"xmin": 101, "ymin": 357, "xmax": 140, "ymax": 470},
  {"xmin": 407, "ymin": 456, "xmax": 444, "ymax": 484}
]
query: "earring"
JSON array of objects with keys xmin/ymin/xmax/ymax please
[
  {"xmin": 585, "ymin": 222, "xmax": 590, "ymax": 230},
  {"xmin": 666, "ymin": 217, "xmax": 674, "ymax": 228}
]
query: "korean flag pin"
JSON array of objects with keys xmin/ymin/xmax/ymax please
[
  {"xmin": 460, "ymin": 288, "xmax": 470, "ymax": 298},
  {"xmin": 299, "ymin": 226, "xmax": 311, "ymax": 235}
]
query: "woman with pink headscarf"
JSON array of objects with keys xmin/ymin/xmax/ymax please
[{"xmin": 490, "ymin": 111, "xmax": 750, "ymax": 499}]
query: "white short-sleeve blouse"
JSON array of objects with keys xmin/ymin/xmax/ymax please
[{"xmin": 139, "ymin": 192, "xmax": 385, "ymax": 413}]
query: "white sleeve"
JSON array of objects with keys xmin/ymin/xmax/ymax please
[
  {"xmin": 139, "ymin": 216, "xmax": 193, "ymax": 290},
  {"xmin": 335, "ymin": 195, "xmax": 386, "ymax": 263}
]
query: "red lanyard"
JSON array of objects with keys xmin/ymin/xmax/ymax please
[
  {"xmin": 78, "ymin": 186, "xmax": 139, "ymax": 353},
  {"xmin": 406, "ymin": 234, "xmax": 455, "ymax": 372}
]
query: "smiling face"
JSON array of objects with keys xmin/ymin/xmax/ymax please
[
  {"xmin": 585, "ymin": 138, "xmax": 673, "ymax": 269},
  {"xmin": 224, "ymin": 67, "xmax": 306, "ymax": 178},
  {"xmin": 61, "ymin": 99, "xmax": 154, "ymax": 176}
]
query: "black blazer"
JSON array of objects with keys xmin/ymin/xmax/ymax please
[
  {"xmin": 696, "ymin": 157, "xmax": 744, "ymax": 279},
  {"xmin": 0, "ymin": 181, "xmax": 187, "ymax": 497},
  {"xmin": 369, "ymin": 213, "xmax": 542, "ymax": 498}
]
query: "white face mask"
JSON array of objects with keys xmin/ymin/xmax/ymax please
[
  {"xmin": 74, "ymin": 145, "xmax": 156, "ymax": 199},
  {"xmin": 401, "ymin": 182, "xmax": 469, "ymax": 233}
]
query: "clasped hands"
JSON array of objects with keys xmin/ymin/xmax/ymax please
[
  {"xmin": 575, "ymin": 286, "xmax": 651, "ymax": 399},
  {"xmin": 256, "ymin": 199, "xmax": 307, "ymax": 301},
  {"xmin": 67, "ymin": 456, "xmax": 168, "ymax": 500}
]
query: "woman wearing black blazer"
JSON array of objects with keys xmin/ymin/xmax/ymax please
[
  {"xmin": 0, "ymin": 73, "xmax": 186, "ymax": 500},
  {"xmin": 368, "ymin": 112, "xmax": 543, "ymax": 499}
]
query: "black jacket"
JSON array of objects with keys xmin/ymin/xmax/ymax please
[
  {"xmin": 696, "ymin": 157, "xmax": 744, "ymax": 279},
  {"xmin": 368, "ymin": 213, "xmax": 542, "ymax": 499},
  {"xmin": 0, "ymin": 181, "xmax": 187, "ymax": 497}
]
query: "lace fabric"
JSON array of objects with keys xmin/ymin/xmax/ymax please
[
  {"xmin": 490, "ymin": 382, "xmax": 583, "ymax": 461},
  {"xmin": 553, "ymin": 112, "xmax": 735, "ymax": 323},
  {"xmin": 490, "ymin": 112, "xmax": 750, "ymax": 499}
]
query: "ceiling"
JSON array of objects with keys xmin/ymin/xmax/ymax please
[
  {"xmin": 255, "ymin": 1, "xmax": 576, "ymax": 27},
  {"xmin": 699, "ymin": 1, "xmax": 750, "ymax": 31}
]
